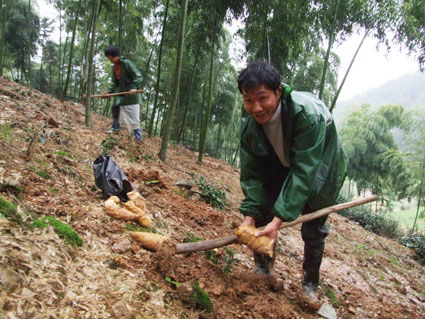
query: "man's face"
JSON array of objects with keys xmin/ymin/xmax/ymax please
[
  {"xmin": 106, "ymin": 55, "xmax": 120, "ymax": 63},
  {"xmin": 242, "ymin": 84, "xmax": 282, "ymax": 124}
]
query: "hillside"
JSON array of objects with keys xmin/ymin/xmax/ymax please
[
  {"xmin": 0, "ymin": 76, "xmax": 424, "ymax": 319},
  {"xmin": 334, "ymin": 71, "xmax": 425, "ymax": 124}
]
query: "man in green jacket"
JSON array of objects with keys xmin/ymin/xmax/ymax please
[
  {"xmin": 104, "ymin": 45, "xmax": 143, "ymax": 141},
  {"xmin": 237, "ymin": 60, "xmax": 347, "ymax": 303}
]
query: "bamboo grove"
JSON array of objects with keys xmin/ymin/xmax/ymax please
[{"xmin": 0, "ymin": 0, "xmax": 424, "ymax": 218}]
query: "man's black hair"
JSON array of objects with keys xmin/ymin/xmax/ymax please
[
  {"xmin": 104, "ymin": 45, "xmax": 120, "ymax": 57},
  {"xmin": 237, "ymin": 60, "xmax": 281, "ymax": 94}
]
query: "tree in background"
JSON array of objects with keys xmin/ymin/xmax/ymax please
[
  {"xmin": 402, "ymin": 105, "xmax": 425, "ymax": 231},
  {"xmin": 159, "ymin": 0, "xmax": 189, "ymax": 162},
  {"xmin": 340, "ymin": 104, "xmax": 410, "ymax": 210},
  {"xmin": 4, "ymin": 0, "xmax": 39, "ymax": 83}
]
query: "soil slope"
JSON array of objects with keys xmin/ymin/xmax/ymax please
[{"xmin": 0, "ymin": 77, "xmax": 424, "ymax": 319}]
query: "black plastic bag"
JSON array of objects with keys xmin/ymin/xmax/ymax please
[{"xmin": 93, "ymin": 155, "xmax": 133, "ymax": 201}]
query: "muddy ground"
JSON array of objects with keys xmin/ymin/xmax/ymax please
[{"xmin": 0, "ymin": 77, "xmax": 424, "ymax": 318}]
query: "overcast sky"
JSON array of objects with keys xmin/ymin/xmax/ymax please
[
  {"xmin": 36, "ymin": 0, "xmax": 421, "ymax": 102},
  {"xmin": 333, "ymin": 34, "xmax": 419, "ymax": 101}
]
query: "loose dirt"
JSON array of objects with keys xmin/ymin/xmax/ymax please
[{"xmin": 0, "ymin": 77, "xmax": 424, "ymax": 318}]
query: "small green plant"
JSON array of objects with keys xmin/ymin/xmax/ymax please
[
  {"xmin": 144, "ymin": 180, "xmax": 159, "ymax": 186},
  {"xmin": 204, "ymin": 250, "xmax": 218, "ymax": 264},
  {"xmin": 183, "ymin": 232, "xmax": 202, "ymax": 243},
  {"xmin": 323, "ymin": 285, "xmax": 339, "ymax": 308},
  {"xmin": 222, "ymin": 247, "xmax": 239, "ymax": 273},
  {"xmin": 191, "ymin": 281, "xmax": 213, "ymax": 312},
  {"xmin": 53, "ymin": 150, "xmax": 74, "ymax": 159},
  {"xmin": 126, "ymin": 149, "xmax": 137, "ymax": 163},
  {"xmin": 2, "ymin": 124, "xmax": 13, "ymax": 143},
  {"xmin": 142, "ymin": 154, "xmax": 155, "ymax": 163},
  {"xmin": 197, "ymin": 176, "xmax": 227, "ymax": 209},
  {"xmin": 125, "ymin": 223, "xmax": 140, "ymax": 231},
  {"xmin": 367, "ymin": 249, "xmax": 377, "ymax": 257},
  {"xmin": 101, "ymin": 137, "xmax": 118, "ymax": 155},
  {"xmin": 47, "ymin": 186, "xmax": 59, "ymax": 194},
  {"xmin": 388, "ymin": 257, "xmax": 399, "ymax": 266},
  {"xmin": 31, "ymin": 216, "xmax": 83, "ymax": 247},
  {"xmin": 29, "ymin": 165, "xmax": 51, "ymax": 179},
  {"xmin": 165, "ymin": 276, "xmax": 181, "ymax": 287}
]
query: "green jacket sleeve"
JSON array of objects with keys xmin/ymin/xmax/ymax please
[
  {"xmin": 239, "ymin": 140, "xmax": 268, "ymax": 218},
  {"xmin": 108, "ymin": 66, "xmax": 117, "ymax": 93},
  {"xmin": 125, "ymin": 59, "xmax": 143, "ymax": 90},
  {"xmin": 272, "ymin": 111, "xmax": 326, "ymax": 221}
]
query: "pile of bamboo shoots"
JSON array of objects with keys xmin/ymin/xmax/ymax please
[{"xmin": 104, "ymin": 191, "xmax": 168, "ymax": 251}]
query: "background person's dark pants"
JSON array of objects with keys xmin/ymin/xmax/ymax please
[
  {"xmin": 254, "ymin": 175, "xmax": 328, "ymax": 284},
  {"xmin": 112, "ymin": 104, "xmax": 120, "ymax": 130}
]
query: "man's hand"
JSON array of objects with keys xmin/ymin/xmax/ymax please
[
  {"xmin": 129, "ymin": 89, "xmax": 138, "ymax": 95},
  {"xmin": 240, "ymin": 216, "xmax": 255, "ymax": 227},
  {"xmin": 255, "ymin": 216, "xmax": 283, "ymax": 244}
]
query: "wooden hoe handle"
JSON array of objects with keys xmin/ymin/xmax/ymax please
[
  {"xmin": 175, "ymin": 195, "xmax": 378, "ymax": 254},
  {"xmin": 90, "ymin": 89, "xmax": 144, "ymax": 98}
]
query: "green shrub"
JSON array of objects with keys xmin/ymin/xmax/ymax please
[
  {"xmin": 31, "ymin": 216, "xmax": 83, "ymax": 247},
  {"xmin": 400, "ymin": 231, "xmax": 425, "ymax": 264},
  {"xmin": 191, "ymin": 281, "xmax": 213, "ymax": 312},
  {"xmin": 197, "ymin": 176, "xmax": 227, "ymax": 209},
  {"xmin": 336, "ymin": 193, "xmax": 425, "ymax": 265},
  {"xmin": 336, "ymin": 194, "xmax": 401, "ymax": 239}
]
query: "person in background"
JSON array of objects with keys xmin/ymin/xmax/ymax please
[
  {"xmin": 103, "ymin": 45, "xmax": 143, "ymax": 141},
  {"xmin": 237, "ymin": 60, "xmax": 347, "ymax": 306}
]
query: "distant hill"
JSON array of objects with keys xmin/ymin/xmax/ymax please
[{"xmin": 334, "ymin": 71, "xmax": 425, "ymax": 124}]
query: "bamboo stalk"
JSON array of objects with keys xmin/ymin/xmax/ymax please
[
  {"xmin": 90, "ymin": 89, "xmax": 144, "ymax": 98},
  {"xmin": 175, "ymin": 195, "xmax": 378, "ymax": 254}
]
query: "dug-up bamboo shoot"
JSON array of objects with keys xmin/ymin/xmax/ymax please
[
  {"xmin": 104, "ymin": 193, "xmax": 152, "ymax": 227},
  {"xmin": 235, "ymin": 225, "xmax": 274, "ymax": 257},
  {"xmin": 129, "ymin": 231, "xmax": 168, "ymax": 251}
]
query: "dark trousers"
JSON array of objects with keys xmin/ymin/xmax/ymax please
[
  {"xmin": 255, "ymin": 175, "xmax": 328, "ymax": 285},
  {"xmin": 112, "ymin": 104, "xmax": 120, "ymax": 130}
]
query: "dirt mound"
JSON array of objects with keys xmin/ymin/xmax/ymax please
[{"xmin": 0, "ymin": 77, "xmax": 424, "ymax": 318}]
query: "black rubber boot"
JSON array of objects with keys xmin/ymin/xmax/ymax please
[
  {"xmin": 302, "ymin": 281, "xmax": 319, "ymax": 300},
  {"xmin": 302, "ymin": 244, "xmax": 324, "ymax": 285},
  {"xmin": 253, "ymin": 252, "xmax": 275, "ymax": 276},
  {"xmin": 301, "ymin": 244, "xmax": 324, "ymax": 308}
]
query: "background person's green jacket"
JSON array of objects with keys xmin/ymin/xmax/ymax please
[
  {"xmin": 239, "ymin": 85, "xmax": 348, "ymax": 222},
  {"xmin": 108, "ymin": 56, "xmax": 143, "ymax": 106}
]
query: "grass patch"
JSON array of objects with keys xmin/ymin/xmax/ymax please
[
  {"xmin": 2, "ymin": 124, "xmax": 13, "ymax": 143},
  {"xmin": 183, "ymin": 232, "xmax": 202, "ymax": 243},
  {"xmin": 323, "ymin": 285, "xmax": 339, "ymax": 308},
  {"xmin": 31, "ymin": 216, "xmax": 83, "ymax": 247},
  {"xmin": 29, "ymin": 165, "xmax": 51, "ymax": 179},
  {"xmin": 0, "ymin": 194, "xmax": 19, "ymax": 222},
  {"xmin": 125, "ymin": 223, "xmax": 160, "ymax": 234},
  {"xmin": 388, "ymin": 257, "xmax": 399, "ymax": 266},
  {"xmin": 53, "ymin": 150, "xmax": 74, "ymax": 159},
  {"xmin": 191, "ymin": 281, "xmax": 213, "ymax": 312}
]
